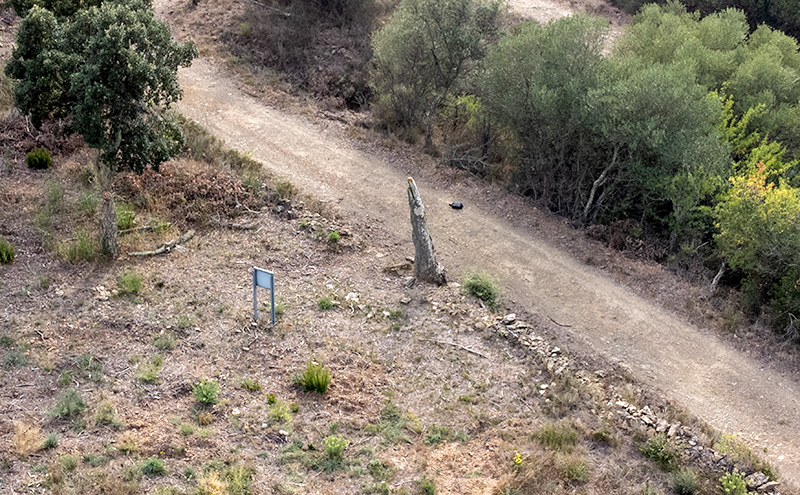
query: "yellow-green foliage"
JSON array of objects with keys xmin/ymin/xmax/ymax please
[{"xmin": 0, "ymin": 237, "xmax": 15, "ymax": 264}]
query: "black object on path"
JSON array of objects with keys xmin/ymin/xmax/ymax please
[{"xmin": 449, "ymin": 202, "xmax": 463, "ymax": 209}]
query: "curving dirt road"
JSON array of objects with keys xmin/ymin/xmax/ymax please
[{"xmin": 174, "ymin": 58, "xmax": 800, "ymax": 484}]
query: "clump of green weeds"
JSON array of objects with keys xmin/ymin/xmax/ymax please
[
  {"xmin": 640, "ymin": 434, "xmax": 680, "ymax": 471},
  {"xmin": 241, "ymin": 377, "xmax": 261, "ymax": 392},
  {"xmin": 49, "ymin": 389, "xmax": 85, "ymax": 419},
  {"xmin": 117, "ymin": 269, "xmax": 142, "ymax": 295},
  {"xmin": 193, "ymin": 378, "xmax": 220, "ymax": 405},
  {"xmin": 136, "ymin": 354, "xmax": 164, "ymax": 384},
  {"xmin": 295, "ymin": 361, "xmax": 331, "ymax": 394},
  {"xmin": 535, "ymin": 420, "xmax": 580, "ymax": 452},
  {"xmin": 462, "ymin": 271, "xmax": 500, "ymax": 310}
]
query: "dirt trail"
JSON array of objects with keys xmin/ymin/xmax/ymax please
[{"xmin": 175, "ymin": 58, "xmax": 800, "ymax": 484}]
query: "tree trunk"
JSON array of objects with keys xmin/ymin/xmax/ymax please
[
  {"xmin": 96, "ymin": 160, "xmax": 119, "ymax": 258},
  {"xmin": 407, "ymin": 177, "xmax": 446, "ymax": 285}
]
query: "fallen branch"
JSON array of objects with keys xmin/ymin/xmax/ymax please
[
  {"xmin": 547, "ymin": 315, "xmax": 573, "ymax": 328},
  {"xmin": 424, "ymin": 339, "xmax": 487, "ymax": 358},
  {"xmin": 127, "ymin": 230, "xmax": 196, "ymax": 256}
]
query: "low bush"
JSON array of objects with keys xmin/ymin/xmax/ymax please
[
  {"xmin": 116, "ymin": 203, "xmax": 135, "ymax": 230},
  {"xmin": 26, "ymin": 148, "xmax": 52, "ymax": 169},
  {"xmin": 0, "ymin": 237, "xmax": 15, "ymax": 264},
  {"xmin": 193, "ymin": 378, "xmax": 220, "ymax": 405},
  {"xmin": 50, "ymin": 389, "xmax": 86, "ymax": 419},
  {"xmin": 140, "ymin": 457, "xmax": 166, "ymax": 477},
  {"xmin": 640, "ymin": 434, "xmax": 680, "ymax": 471},
  {"xmin": 318, "ymin": 297, "xmax": 333, "ymax": 310},
  {"xmin": 240, "ymin": 377, "xmax": 261, "ymax": 392},
  {"xmin": 296, "ymin": 361, "xmax": 331, "ymax": 394},
  {"xmin": 535, "ymin": 420, "xmax": 579, "ymax": 452},
  {"xmin": 58, "ymin": 230, "xmax": 99, "ymax": 262},
  {"xmin": 136, "ymin": 354, "xmax": 163, "ymax": 384},
  {"xmin": 117, "ymin": 269, "xmax": 142, "ymax": 295},
  {"xmin": 324, "ymin": 435, "xmax": 348, "ymax": 460},
  {"xmin": 462, "ymin": 271, "xmax": 500, "ymax": 310},
  {"xmin": 671, "ymin": 468, "xmax": 699, "ymax": 495},
  {"xmin": 720, "ymin": 469, "xmax": 747, "ymax": 495},
  {"xmin": 153, "ymin": 334, "xmax": 176, "ymax": 351},
  {"xmin": 42, "ymin": 433, "xmax": 58, "ymax": 449}
]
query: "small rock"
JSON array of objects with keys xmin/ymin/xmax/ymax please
[
  {"xmin": 400, "ymin": 296, "xmax": 411, "ymax": 305},
  {"xmin": 502, "ymin": 313, "xmax": 517, "ymax": 325},
  {"xmin": 615, "ymin": 401, "xmax": 629, "ymax": 408},
  {"xmin": 757, "ymin": 481, "xmax": 780, "ymax": 493},
  {"xmin": 474, "ymin": 321, "xmax": 485, "ymax": 330},
  {"xmin": 232, "ymin": 408, "xmax": 241, "ymax": 416},
  {"xmin": 667, "ymin": 423, "xmax": 680, "ymax": 437},
  {"xmin": 551, "ymin": 347, "xmax": 561, "ymax": 355},
  {"xmin": 539, "ymin": 384, "xmax": 549, "ymax": 390},
  {"xmin": 656, "ymin": 419, "xmax": 669, "ymax": 433},
  {"xmin": 641, "ymin": 415, "xmax": 653, "ymax": 426},
  {"xmin": 278, "ymin": 429, "xmax": 290, "ymax": 437},
  {"xmin": 641, "ymin": 406, "xmax": 653, "ymax": 417},
  {"xmin": 746, "ymin": 472, "xmax": 771, "ymax": 490}
]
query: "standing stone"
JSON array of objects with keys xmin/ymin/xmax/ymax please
[{"xmin": 407, "ymin": 177, "xmax": 446, "ymax": 285}]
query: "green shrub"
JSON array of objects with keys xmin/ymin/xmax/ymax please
[
  {"xmin": 420, "ymin": 477, "xmax": 435, "ymax": 494},
  {"xmin": 50, "ymin": 389, "xmax": 86, "ymax": 419},
  {"xmin": 47, "ymin": 180, "xmax": 63, "ymax": 212},
  {"xmin": 269, "ymin": 401, "xmax": 292, "ymax": 423},
  {"xmin": 42, "ymin": 433, "xmax": 58, "ymax": 449},
  {"xmin": 95, "ymin": 401, "xmax": 121, "ymax": 427},
  {"xmin": 462, "ymin": 271, "xmax": 500, "ymax": 309},
  {"xmin": 297, "ymin": 361, "xmax": 331, "ymax": 394},
  {"xmin": 26, "ymin": 148, "xmax": 52, "ymax": 169},
  {"xmin": 0, "ymin": 237, "xmax": 15, "ymax": 264},
  {"xmin": 275, "ymin": 181, "xmax": 298, "ymax": 200},
  {"xmin": 328, "ymin": 230, "xmax": 340, "ymax": 243},
  {"xmin": 324, "ymin": 435, "xmax": 348, "ymax": 459},
  {"xmin": 140, "ymin": 457, "xmax": 166, "ymax": 477},
  {"xmin": 59, "ymin": 455, "xmax": 78, "ymax": 471},
  {"xmin": 116, "ymin": 203, "xmax": 135, "ymax": 230},
  {"xmin": 561, "ymin": 456, "xmax": 590, "ymax": 482},
  {"xmin": 224, "ymin": 464, "xmax": 255, "ymax": 495},
  {"xmin": 192, "ymin": 378, "xmax": 220, "ymax": 404},
  {"xmin": 671, "ymin": 469, "xmax": 698, "ymax": 495},
  {"xmin": 640, "ymin": 434, "xmax": 680, "ymax": 471},
  {"xmin": 117, "ymin": 268, "xmax": 142, "ymax": 295},
  {"xmin": 720, "ymin": 469, "xmax": 747, "ymax": 495},
  {"xmin": 318, "ymin": 297, "xmax": 333, "ymax": 310},
  {"xmin": 714, "ymin": 434, "xmax": 776, "ymax": 480}
]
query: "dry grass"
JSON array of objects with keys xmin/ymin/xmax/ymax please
[{"xmin": 13, "ymin": 421, "xmax": 42, "ymax": 456}]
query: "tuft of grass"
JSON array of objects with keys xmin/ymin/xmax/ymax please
[
  {"xmin": 328, "ymin": 230, "xmax": 341, "ymax": 243},
  {"xmin": 117, "ymin": 269, "xmax": 142, "ymax": 295},
  {"xmin": 535, "ymin": 420, "xmax": 579, "ymax": 452},
  {"xmin": 179, "ymin": 423, "xmax": 194, "ymax": 436},
  {"xmin": 241, "ymin": 378, "xmax": 261, "ymax": 392},
  {"xmin": 3, "ymin": 348, "xmax": 29, "ymax": 368},
  {"xmin": 296, "ymin": 361, "xmax": 331, "ymax": 394},
  {"xmin": 0, "ymin": 237, "xmax": 15, "ymax": 264},
  {"xmin": 76, "ymin": 353, "xmax": 104, "ymax": 382},
  {"xmin": 57, "ymin": 369, "xmax": 73, "ymax": 387},
  {"xmin": 59, "ymin": 455, "xmax": 78, "ymax": 472},
  {"xmin": 77, "ymin": 190, "xmax": 98, "ymax": 216},
  {"xmin": 136, "ymin": 354, "xmax": 164, "ymax": 384},
  {"xmin": 462, "ymin": 271, "xmax": 500, "ymax": 310},
  {"xmin": 714, "ymin": 434, "xmax": 776, "ymax": 480},
  {"xmin": 318, "ymin": 297, "xmax": 333, "ymax": 310},
  {"xmin": 95, "ymin": 401, "xmax": 121, "ymax": 428},
  {"xmin": 176, "ymin": 313, "xmax": 194, "ymax": 329},
  {"xmin": 116, "ymin": 203, "xmax": 135, "ymax": 230},
  {"xmin": 193, "ymin": 378, "xmax": 220, "ymax": 405},
  {"xmin": 140, "ymin": 457, "xmax": 166, "ymax": 477},
  {"xmin": 42, "ymin": 433, "xmax": 58, "ymax": 449},
  {"xmin": 49, "ymin": 389, "xmax": 86, "ymax": 419},
  {"xmin": 640, "ymin": 434, "xmax": 680, "ymax": 471},
  {"xmin": 47, "ymin": 180, "xmax": 64, "ymax": 212},
  {"xmin": 153, "ymin": 333, "xmax": 176, "ymax": 351},
  {"xmin": 561, "ymin": 455, "xmax": 590, "ymax": 482},
  {"xmin": 424, "ymin": 425, "xmax": 453, "ymax": 446},
  {"xmin": 590, "ymin": 425, "xmax": 618, "ymax": 447},
  {"xmin": 58, "ymin": 230, "xmax": 99, "ymax": 262},
  {"xmin": 670, "ymin": 468, "xmax": 698, "ymax": 495},
  {"xmin": 324, "ymin": 435, "xmax": 348, "ymax": 463},
  {"xmin": 269, "ymin": 401, "xmax": 293, "ymax": 423},
  {"xmin": 275, "ymin": 181, "xmax": 298, "ymax": 200}
]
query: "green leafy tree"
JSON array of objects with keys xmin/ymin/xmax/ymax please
[
  {"xmin": 370, "ymin": 0, "xmax": 501, "ymax": 148},
  {"xmin": 8, "ymin": 0, "xmax": 99, "ymax": 18},
  {"xmin": 5, "ymin": 0, "xmax": 196, "ymax": 257}
]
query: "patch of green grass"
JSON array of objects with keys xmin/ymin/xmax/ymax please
[
  {"xmin": 47, "ymin": 180, "xmax": 63, "ymax": 212},
  {"xmin": 136, "ymin": 354, "xmax": 164, "ymax": 384},
  {"xmin": 275, "ymin": 181, "xmax": 298, "ymax": 200},
  {"xmin": 76, "ymin": 354, "xmax": 104, "ymax": 382},
  {"xmin": 295, "ymin": 361, "xmax": 331, "ymax": 394},
  {"xmin": 77, "ymin": 190, "xmax": 98, "ymax": 216},
  {"xmin": 714, "ymin": 434, "xmax": 775, "ymax": 479},
  {"xmin": 42, "ymin": 433, "xmax": 58, "ymax": 449},
  {"xmin": 57, "ymin": 369, "xmax": 73, "ymax": 387},
  {"xmin": 140, "ymin": 457, "xmax": 166, "ymax": 477},
  {"xmin": 424, "ymin": 425, "xmax": 453, "ymax": 446},
  {"xmin": 26, "ymin": 148, "xmax": 52, "ymax": 169},
  {"xmin": 176, "ymin": 313, "xmax": 194, "ymax": 329},
  {"xmin": 535, "ymin": 420, "xmax": 580, "ymax": 452},
  {"xmin": 193, "ymin": 378, "xmax": 220, "ymax": 405},
  {"xmin": 590, "ymin": 425, "xmax": 619, "ymax": 447},
  {"xmin": 328, "ymin": 230, "xmax": 341, "ymax": 243},
  {"xmin": 49, "ymin": 389, "xmax": 86, "ymax": 419},
  {"xmin": 153, "ymin": 333, "xmax": 176, "ymax": 351},
  {"xmin": 318, "ymin": 297, "xmax": 333, "ymax": 310},
  {"xmin": 0, "ymin": 237, "xmax": 15, "ymax": 264},
  {"xmin": 367, "ymin": 459, "xmax": 394, "ymax": 481},
  {"xmin": 3, "ymin": 348, "xmax": 28, "ymax": 368},
  {"xmin": 58, "ymin": 230, "xmax": 99, "ymax": 262},
  {"xmin": 224, "ymin": 464, "xmax": 255, "ymax": 495},
  {"xmin": 117, "ymin": 269, "xmax": 142, "ymax": 295},
  {"xmin": 364, "ymin": 402, "xmax": 411, "ymax": 444},
  {"xmin": 241, "ymin": 378, "xmax": 261, "ymax": 392},
  {"xmin": 561, "ymin": 456, "xmax": 590, "ymax": 482},
  {"xmin": 179, "ymin": 424, "xmax": 194, "ymax": 436},
  {"xmin": 640, "ymin": 434, "xmax": 680, "ymax": 471},
  {"xmin": 83, "ymin": 453, "xmax": 110, "ymax": 467},
  {"xmin": 116, "ymin": 203, "xmax": 135, "ymax": 230},
  {"xmin": 670, "ymin": 468, "xmax": 698, "ymax": 495},
  {"xmin": 462, "ymin": 271, "xmax": 501, "ymax": 310},
  {"xmin": 59, "ymin": 455, "xmax": 78, "ymax": 472}
]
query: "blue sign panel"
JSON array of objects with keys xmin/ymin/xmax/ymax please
[{"xmin": 253, "ymin": 267, "xmax": 275, "ymax": 325}]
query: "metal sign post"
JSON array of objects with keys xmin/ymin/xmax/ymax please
[{"xmin": 253, "ymin": 267, "xmax": 275, "ymax": 325}]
